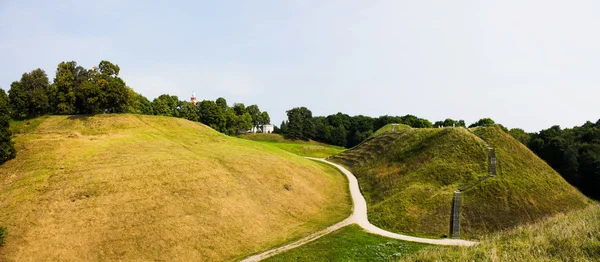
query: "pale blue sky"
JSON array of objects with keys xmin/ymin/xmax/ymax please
[{"xmin": 1, "ymin": 0, "xmax": 599, "ymax": 132}]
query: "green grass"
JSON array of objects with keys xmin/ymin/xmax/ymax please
[
  {"xmin": 0, "ymin": 115, "xmax": 352, "ymax": 261},
  {"xmin": 400, "ymin": 203, "xmax": 600, "ymax": 261},
  {"xmin": 237, "ymin": 133, "xmax": 345, "ymax": 158},
  {"xmin": 265, "ymin": 224, "xmax": 429, "ymax": 262},
  {"xmin": 9, "ymin": 115, "xmax": 49, "ymax": 134},
  {"xmin": 0, "ymin": 226, "xmax": 6, "ymax": 246},
  {"xmin": 370, "ymin": 123, "xmax": 410, "ymax": 139},
  {"xmin": 330, "ymin": 125, "xmax": 589, "ymax": 238}
]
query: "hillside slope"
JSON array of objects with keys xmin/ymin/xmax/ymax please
[
  {"xmin": 401, "ymin": 203, "xmax": 600, "ymax": 261},
  {"xmin": 330, "ymin": 125, "xmax": 589, "ymax": 238},
  {"xmin": 0, "ymin": 115, "xmax": 351, "ymax": 261},
  {"xmin": 237, "ymin": 133, "xmax": 345, "ymax": 158}
]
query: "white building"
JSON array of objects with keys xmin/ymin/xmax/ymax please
[
  {"xmin": 262, "ymin": 124, "xmax": 274, "ymax": 133},
  {"xmin": 250, "ymin": 124, "xmax": 274, "ymax": 133}
]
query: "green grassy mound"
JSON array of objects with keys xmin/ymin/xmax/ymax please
[
  {"xmin": 0, "ymin": 115, "xmax": 351, "ymax": 261},
  {"xmin": 401, "ymin": 203, "xmax": 600, "ymax": 261},
  {"xmin": 265, "ymin": 224, "xmax": 429, "ymax": 262},
  {"xmin": 330, "ymin": 125, "xmax": 589, "ymax": 238},
  {"xmin": 237, "ymin": 133, "xmax": 345, "ymax": 158},
  {"xmin": 369, "ymin": 123, "xmax": 410, "ymax": 139}
]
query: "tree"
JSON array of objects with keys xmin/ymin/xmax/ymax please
[
  {"xmin": 469, "ymin": 118, "xmax": 495, "ymax": 128},
  {"xmin": 330, "ymin": 125, "xmax": 347, "ymax": 147},
  {"xmin": 53, "ymin": 61, "xmax": 81, "ymax": 114},
  {"xmin": 237, "ymin": 113, "xmax": 253, "ymax": 133},
  {"xmin": 374, "ymin": 115, "xmax": 401, "ymax": 131},
  {"xmin": 401, "ymin": 114, "xmax": 433, "ymax": 128},
  {"xmin": 312, "ymin": 116, "xmax": 328, "ymax": 142},
  {"xmin": 224, "ymin": 109, "xmax": 238, "ymax": 135},
  {"xmin": 246, "ymin": 104, "xmax": 262, "ymax": 132},
  {"xmin": 527, "ymin": 121, "xmax": 600, "ymax": 200},
  {"xmin": 508, "ymin": 128, "xmax": 531, "ymax": 145},
  {"xmin": 260, "ymin": 111, "xmax": 270, "ymax": 125},
  {"xmin": 8, "ymin": 69, "xmax": 50, "ymax": 118},
  {"xmin": 8, "ymin": 81, "xmax": 27, "ymax": 119},
  {"xmin": 124, "ymin": 88, "xmax": 141, "ymax": 114},
  {"xmin": 0, "ymin": 89, "xmax": 16, "ymax": 165},
  {"xmin": 278, "ymin": 120, "xmax": 288, "ymax": 134},
  {"xmin": 198, "ymin": 100, "xmax": 226, "ymax": 131},
  {"xmin": 79, "ymin": 79, "xmax": 103, "ymax": 114},
  {"xmin": 285, "ymin": 107, "xmax": 314, "ymax": 140},
  {"xmin": 152, "ymin": 94, "xmax": 179, "ymax": 116},
  {"xmin": 102, "ymin": 77, "xmax": 129, "ymax": 113},
  {"xmin": 178, "ymin": 101, "xmax": 199, "ymax": 121},
  {"xmin": 151, "ymin": 98, "xmax": 170, "ymax": 116},
  {"xmin": 216, "ymin": 97, "xmax": 228, "ymax": 111},
  {"xmin": 233, "ymin": 103, "xmax": 247, "ymax": 116},
  {"xmin": 443, "ymin": 118, "xmax": 457, "ymax": 127},
  {"xmin": 138, "ymin": 94, "xmax": 153, "ymax": 115},
  {"xmin": 94, "ymin": 61, "xmax": 129, "ymax": 113}
]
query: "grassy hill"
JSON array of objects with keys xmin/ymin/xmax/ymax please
[
  {"xmin": 330, "ymin": 125, "xmax": 589, "ymax": 238},
  {"xmin": 237, "ymin": 133, "xmax": 345, "ymax": 158},
  {"xmin": 401, "ymin": 203, "xmax": 600, "ymax": 261},
  {"xmin": 369, "ymin": 123, "xmax": 410, "ymax": 139},
  {"xmin": 0, "ymin": 115, "xmax": 351, "ymax": 261}
]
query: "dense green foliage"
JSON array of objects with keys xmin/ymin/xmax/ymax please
[
  {"xmin": 8, "ymin": 69, "xmax": 50, "ymax": 119},
  {"xmin": 468, "ymin": 117, "xmax": 495, "ymax": 128},
  {"xmin": 284, "ymin": 107, "xmax": 315, "ymax": 140},
  {"xmin": 0, "ymin": 89, "xmax": 16, "ymax": 165},
  {"xmin": 279, "ymin": 109, "xmax": 434, "ymax": 148},
  {"xmin": 265, "ymin": 225, "xmax": 428, "ymax": 262},
  {"xmin": 8, "ymin": 61, "xmax": 138, "ymax": 116},
  {"xmin": 6, "ymin": 61, "xmax": 271, "ymax": 137},
  {"xmin": 331, "ymin": 125, "xmax": 589, "ymax": 238},
  {"xmin": 433, "ymin": 118, "xmax": 466, "ymax": 128},
  {"xmin": 0, "ymin": 226, "xmax": 6, "ymax": 247},
  {"xmin": 522, "ymin": 121, "xmax": 600, "ymax": 200}
]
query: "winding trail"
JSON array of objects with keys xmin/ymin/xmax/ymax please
[{"xmin": 241, "ymin": 158, "xmax": 477, "ymax": 262}]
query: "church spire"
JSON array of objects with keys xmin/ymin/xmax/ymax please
[{"xmin": 191, "ymin": 91, "xmax": 197, "ymax": 105}]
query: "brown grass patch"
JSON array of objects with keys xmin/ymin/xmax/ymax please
[{"xmin": 0, "ymin": 115, "xmax": 351, "ymax": 261}]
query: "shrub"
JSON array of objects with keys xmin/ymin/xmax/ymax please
[{"xmin": 0, "ymin": 226, "xmax": 7, "ymax": 246}]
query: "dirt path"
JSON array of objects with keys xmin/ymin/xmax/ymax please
[{"xmin": 240, "ymin": 158, "xmax": 477, "ymax": 261}]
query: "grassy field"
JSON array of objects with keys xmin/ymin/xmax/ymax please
[
  {"xmin": 265, "ymin": 224, "xmax": 429, "ymax": 262},
  {"xmin": 331, "ymin": 125, "xmax": 589, "ymax": 238},
  {"xmin": 237, "ymin": 133, "xmax": 345, "ymax": 158},
  {"xmin": 400, "ymin": 203, "xmax": 600, "ymax": 261},
  {"xmin": 0, "ymin": 115, "xmax": 352, "ymax": 261}
]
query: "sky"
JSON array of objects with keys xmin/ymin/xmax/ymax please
[{"xmin": 1, "ymin": 0, "xmax": 599, "ymax": 132}]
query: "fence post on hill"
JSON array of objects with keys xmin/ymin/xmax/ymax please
[
  {"xmin": 451, "ymin": 191, "xmax": 462, "ymax": 239},
  {"xmin": 489, "ymin": 148, "xmax": 497, "ymax": 176}
]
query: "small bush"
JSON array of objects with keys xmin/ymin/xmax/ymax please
[{"xmin": 0, "ymin": 226, "xmax": 7, "ymax": 246}]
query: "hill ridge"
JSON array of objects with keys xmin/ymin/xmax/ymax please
[
  {"xmin": 330, "ymin": 125, "xmax": 589, "ymax": 238},
  {"xmin": 0, "ymin": 114, "xmax": 352, "ymax": 261}
]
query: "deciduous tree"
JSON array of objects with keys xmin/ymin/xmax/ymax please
[{"xmin": 0, "ymin": 89, "xmax": 16, "ymax": 165}]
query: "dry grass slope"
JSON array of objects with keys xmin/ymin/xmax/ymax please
[
  {"xmin": 330, "ymin": 125, "xmax": 589, "ymax": 238},
  {"xmin": 0, "ymin": 114, "xmax": 351, "ymax": 261},
  {"xmin": 401, "ymin": 203, "xmax": 600, "ymax": 261}
]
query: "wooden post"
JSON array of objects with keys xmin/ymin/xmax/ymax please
[
  {"xmin": 451, "ymin": 191, "xmax": 462, "ymax": 239},
  {"xmin": 489, "ymin": 148, "xmax": 497, "ymax": 176}
]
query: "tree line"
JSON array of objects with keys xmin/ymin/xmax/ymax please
[
  {"xmin": 0, "ymin": 89, "xmax": 15, "ymax": 165},
  {"xmin": 278, "ymin": 106, "xmax": 494, "ymax": 148},
  {"xmin": 0, "ymin": 60, "xmax": 272, "ymax": 165},
  {"xmin": 508, "ymin": 121, "xmax": 600, "ymax": 200}
]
